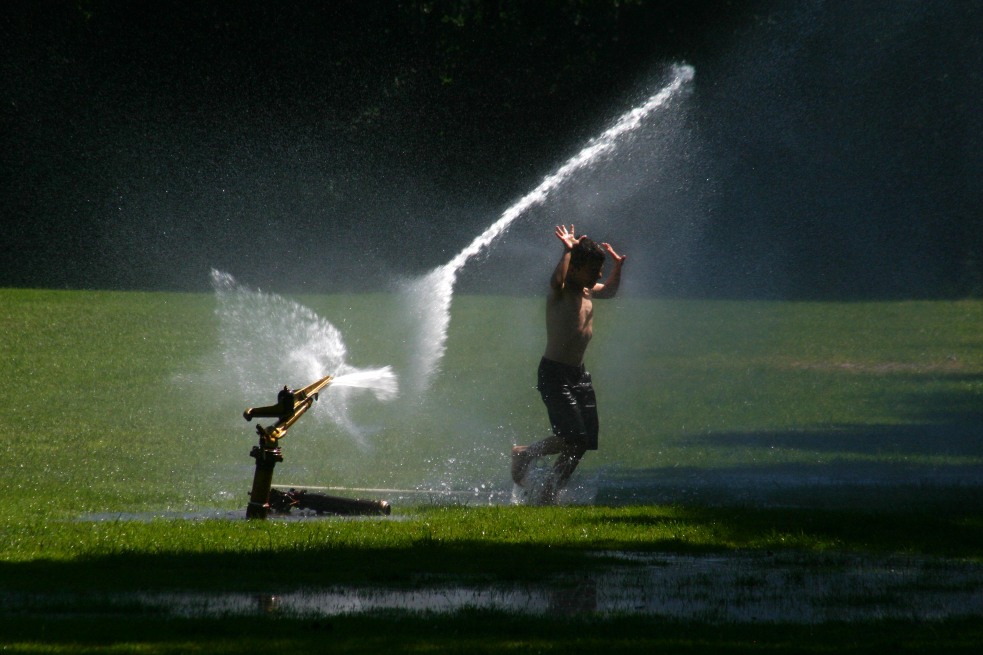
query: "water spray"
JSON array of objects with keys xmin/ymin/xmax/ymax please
[
  {"xmin": 214, "ymin": 64, "xmax": 695, "ymax": 504},
  {"xmin": 405, "ymin": 64, "xmax": 695, "ymax": 390},
  {"xmin": 242, "ymin": 374, "xmax": 391, "ymax": 519}
]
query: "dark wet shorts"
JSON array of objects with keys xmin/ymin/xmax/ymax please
[{"xmin": 537, "ymin": 357, "xmax": 599, "ymax": 451}]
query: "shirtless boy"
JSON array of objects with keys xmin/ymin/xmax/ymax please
[{"xmin": 511, "ymin": 224, "xmax": 625, "ymax": 504}]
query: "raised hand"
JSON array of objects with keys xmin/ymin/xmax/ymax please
[
  {"xmin": 600, "ymin": 242, "xmax": 626, "ymax": 264},
  {"xmin": 555, "ymin": 224, "xmax": 585, "ymax": 250}
]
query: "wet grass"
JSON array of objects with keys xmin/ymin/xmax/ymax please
[
  {"xmin": 2, "ymin": 289, "xmax": 983, "ymax": 651},
  {"xmin": 2, "ymin": 504, "xmax": 981, "ymax": 596}
]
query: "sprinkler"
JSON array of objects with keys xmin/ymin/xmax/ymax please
[{"xmin": 243, "ymin": 374, "xmax": 391, "ymax": 519}]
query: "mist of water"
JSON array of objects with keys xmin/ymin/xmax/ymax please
[
  {"xmin": 208, "ymin": 64, "xmax": 694, "ymax": 448},
  {"xmin": 210, "ymin": 269, "xmax": 398, "ymax": 442},
  {"xmin": 403, "ymin": 64, "xmax": 695, "ymax": 392}
]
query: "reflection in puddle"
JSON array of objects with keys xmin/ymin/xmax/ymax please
[{"xmin": 7, "ymin": 552, "xmax": 983, "ymax": 623}]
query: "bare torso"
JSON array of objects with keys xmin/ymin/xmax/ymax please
[{"xmin": 543, "ymin": 286, "xmax": 594, "ymax": 367}]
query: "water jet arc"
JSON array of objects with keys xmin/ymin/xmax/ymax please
[{"xmin": 406, "ymin": 64, "xmax": 695, "ymax": 390}]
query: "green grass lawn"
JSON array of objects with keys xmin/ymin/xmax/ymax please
[
  {"xmin": 2, "ymin": 288, "xmax": 982, "ymax": 652},
  {"xmin": 3, "ymin": 288, "xmax": 981, "ymax": 518}
]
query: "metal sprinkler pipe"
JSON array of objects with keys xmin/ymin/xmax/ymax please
[
  {"xmin": 242, "ymin": 375, "xmax": 391, "ymax": 519},
  {"xmin": 243, "ymin": 375, "xmax": 333, "ymax": 519}
]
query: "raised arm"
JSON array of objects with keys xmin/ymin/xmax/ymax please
[
  {"xmin": 591, "ymin": 242, "xmax": 626, "ymax": 299},
  {"xmin": 550, "ymin": 224, "xmax": 584, "ymax": 291}
]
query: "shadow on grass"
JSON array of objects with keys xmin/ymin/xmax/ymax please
[
  {"xmin": 581, "ymin": 502, "xmax": 983, "ymax": 558},
  {"xmin": 0, "ymin": 541, "xmax": 591, "ymax": 595},
  {"xmin": 686, "ymin": 380, "xmax": 983, "ymax": 457},
  {"xmin": 4, "ymin": 499, "xmax": 983, "ymax": 598},
  {"xmin": 3, "ymin": 613, "xmax": 982, "ymax": 655},
  {"xmin": 596, "ymin": 466, "xmax": 983, "ymax": 514},
  {"xmin": 676, "ymin": 378, "xmax": 983, "ymax": 458},
  {"xmin": 603, "ymin": 402, "xmax": 983, "ymax": 510}
]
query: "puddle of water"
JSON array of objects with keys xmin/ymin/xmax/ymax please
[
  {"xmin": 81, "ymin": 510, "xmax": 244, "ymax": 522},
  {"xmin": 5, "ymin": 552, "xmax": 982, "ymax": 623}
]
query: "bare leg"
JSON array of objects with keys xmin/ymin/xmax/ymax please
[
  {"xmin": 510, "ymin": 446, "xmax": 533, "ymax": 485},
  {"xmin": 538, "ymin": 442, "xmax": 586, "ymax": 505},
  {"xmin": 512, "ymin": 436, "xmax": 567, "ymax": 486},
  {"xmin": 526, "ymin": 435, "xmax": 566, "ymax": 458}
]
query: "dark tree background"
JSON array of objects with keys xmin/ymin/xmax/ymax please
[{"xmin": 2, "ymin": 0, "xmax": 980, "ymax": 298}]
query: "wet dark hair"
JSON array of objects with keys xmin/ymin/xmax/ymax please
[{"xmin": 570, "ymin": 238, "xmax": 606, "ymax": 270}]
